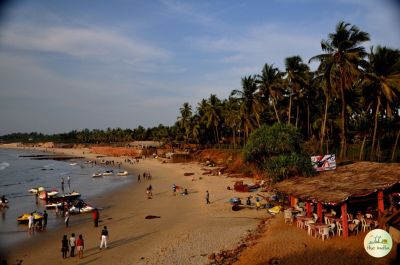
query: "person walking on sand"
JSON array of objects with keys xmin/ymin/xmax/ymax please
[
  {"xmin": 148, "ymin": 184, "xmax": 153, "ymax": 196},
  {"xmin": 43, "ymin": 210, "xmax": 48, "ymax": 229},
  {"xmin": 100, "ymin": 226, "xmax": 109, "ymax": 249},
  {"xmin": 61, "ymin": 235, "xmax": 69, "ymax": 259},
  {"xmin": 28, "ymin": 213, "xmax": 34, "ymax": 234},
  {"xmin": 92, "ymin": 208, "xmax": 99, "ymax": 227},
  {"xmin": 76, "ymin": 234, "xmax": 84, "ymax": 259},
  {"xmin": 138, "ymin": 173, "xmax": 141, "ymax": 182},
  {"xmin": 65, "ymin": 211, "xmax": 70, "ymax": 228},
  {"xmin": 205, "ymin": 191, "xmax": 210, "ymax": 204},
  {"xmin": 67, "ymin": 176, "xmax": 71, "ymax": 191},
  {"xmin": 61, "ymin": 177, "xmax": 65, "ymax": 194},
  {"xmin": 69, "ymin": 233, "xmax": 76, "ymax": 257}
]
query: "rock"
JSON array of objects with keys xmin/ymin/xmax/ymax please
[{"xmin": 208, "ymin": 253, "xmax": 215, "ymax": 260}]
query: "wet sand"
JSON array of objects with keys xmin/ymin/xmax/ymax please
[{"xmin": 2, "ymin": 147, "xmax": 267, "ymax": 265}]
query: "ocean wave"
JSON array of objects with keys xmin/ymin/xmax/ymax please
[{"xmin": 0, "ymin": 162, "xmax": 10, "ymax": 170}]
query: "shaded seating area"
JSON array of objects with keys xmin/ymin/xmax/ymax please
[{"xmin": 274, "ymin": 162, "xmax": 400, "ymax": 239}]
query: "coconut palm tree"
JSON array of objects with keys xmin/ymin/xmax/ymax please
[
  {"xmin": 257, "ymin": 63, "xmax": 284, "ymax": 123},
  {"xmin": 310, "ymin": 21, "xmax": 370, "ymax": 159},
  {"xmin": 178, "ymin": 102, "xmax": 193, "ymax": 143},
  {"xmin": 204, "ymin": 94, "xmax": 222, "ymax": 144},
  {"xmin": 363, "ymin": 46, "xmax": 400, "ymax": 160},
  {"xmin": 231, "ymin": 75, "xmax": 261, "ymax": 142},
  {"xmin": 284, "ymin": 56, "xmax": 310, "ymax": 126}
]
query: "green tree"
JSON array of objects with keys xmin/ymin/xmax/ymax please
[
  {"xmin": 363, "ymin": 46, "xmax": 400, "ymax": 160},
  {"xmin": 243, "ymin": 123, "xmax": 313, "ymax": 183},
  {"xmin": 310, "ymin": 21, "xmax": 370, "ymax": 159}
]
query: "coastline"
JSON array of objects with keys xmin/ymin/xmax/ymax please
[{"xmin": 1, "ymin": 146, "xmax": 268, "ymax": 265}]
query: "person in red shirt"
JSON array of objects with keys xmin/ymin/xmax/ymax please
[
  {"xmin": 92, "ymin": 208, "xmax": 99, "ymax": 227},
  {"xmin": 76, "ymin": 234, "xmax": 84, "ymax": 259}
]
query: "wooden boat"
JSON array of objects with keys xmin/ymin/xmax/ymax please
[
  {"xmin": 61, "ymin": 191, "xmax": 81, "ymax": 200},
  {"xmin": 102, "ymin": 170, "xmax": 114, "ymax": 176},
  {"xmin": 39, "ymin": 190, "xmax": 59, "ymax": 200},
  {"xmin": 69, "ymin": 205, "xmax": 94, "ymax": 214},
  {"xmin": 92, "ymin": 172, "xmax": 103, "ymax": 178},
  {"xmin": 17, "ymin": 212, "xmax": 44, "ymax": 223},
  {"xmin": 117, "ymin": 170, "xmax": 128, "ymax": 176},
  {"xmin": 45, "ymin": 202, "xmax": 62, "ymax": 209},
  {"xmin": 28, "ymin": 187, "xmax": 45, "ymax": 194}
]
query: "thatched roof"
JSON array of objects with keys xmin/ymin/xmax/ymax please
[{"xmin": 274, "ymin": 162, "xmax": 400, "ymax": 204}]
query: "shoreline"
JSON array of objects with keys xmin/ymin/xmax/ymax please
[{"xmin": 1, "ymin": 146, "xmax": 269, "ymax": 265}]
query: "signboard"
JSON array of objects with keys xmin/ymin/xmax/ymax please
[{"xmin": 311, "ymin": 154, "xmax": 336, "ymax": 171}]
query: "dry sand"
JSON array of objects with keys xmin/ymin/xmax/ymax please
[
  {"xmin": 232, "ymin": 214, "xmax": 396, "ymax": 265},
  {"xmin": 3, "ymin": 147, "xmax": 267, "ymax": 265}
]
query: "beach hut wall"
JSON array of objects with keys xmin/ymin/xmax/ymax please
[{"xmin": 274, "ymin": 162, "xmax": 400, "ymax": 204}]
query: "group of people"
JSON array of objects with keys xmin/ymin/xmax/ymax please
[
  {"xmin": 60, "ymin": 225, "xmax": 108, "ymax": 259},
  {"xmin": 28, "ymin": 210, "xmax": 48, "ymax": 234},
  {"xmin": 61, "ymin": 233, "xmax": 84, "ymax": 259}
]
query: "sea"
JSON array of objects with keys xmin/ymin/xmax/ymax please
[{"xmin": 0, "ymin": 148, "xmax": 135, "ymax": 250}]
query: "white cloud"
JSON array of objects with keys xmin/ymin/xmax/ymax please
[{"xmin": 0, "ymin": 23, "xmax": 171, "ymax": 64}]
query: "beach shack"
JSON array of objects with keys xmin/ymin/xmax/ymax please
[{"xmin": 274, "ymin": 162, "xmax": 400, "ymax": 238}]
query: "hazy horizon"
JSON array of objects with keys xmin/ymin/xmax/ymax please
[{"xmin": 1, "ymin": 0, "xmax": 399, "ymax": 135}]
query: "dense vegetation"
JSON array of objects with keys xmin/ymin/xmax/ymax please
[
  {"xmin": 1, "ymin": 21, "xmax": 400, "ymax": 162},
  {"xmin": 243, "ymin": 124, "xmax": 314, "ymax": 182}
]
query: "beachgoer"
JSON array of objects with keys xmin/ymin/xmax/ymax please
[
  {"xmin": 61, "ymin": 235, "xmax": 69, "ymax": 258},
  {"xmin": 28, "ymin": 213, "xmax": 34, "ymax": 234},
  {"xmin": 255, "ymin": 197, "xmax": 261, "ymax": 210},
  {"xmin": 206, "ymin": 191, "xmax": 210, "ymax": 204},
  {"xmin": 1, "ymin": 195, "xmax": 6, "ymax": 207},
  {"xmin": 246, "ymin": 197, "xmax": 251, "ymax": 206},
  {"xmin": 146, "ymin": 188, "xmax": 151, "ymax": 199},
  {"xmin": 35, "ymin": 192, "xmax": 38, "ymax": 204},
  {"xmin": 69, "ymin": 233, "xmax": 76, "ymax": 257},
  {"xmin": 173, "ymin": 184, "xmax": 176, "ymax": 196},
  {"xmin": 77, "ymin": 234, "xmax": 84, "ymax": 258},
  {"xmin": 148, "ymin": 184, "xmax": 152, "ymax": 196},
  {"xmin": 61, "ymin": 177, "xmax": 65, "ymax": 194},
  {"xmin": 67, "ymin": 176, "xmax": 71, "ymax": 191},
  {"xmin": 93, "ymin": 208, "xmax": 99, "ymax": 227},
  {"xmin": 100, "ymin": 226, "xmax": 109, "ymax": 249},
  {"xmin": 183, "ymin": 189, "xmax": 188, "ymax": 195},
  {"xmin": 138, "ymin": 174, "xmax": 141, "ymax": 182},
  {"xmin": 65, "ymin": 211, "xmax": 70, "ymax": 228},
  {"xmin": 43, "ymin": 210, "xmax": 48, "ymax": 228}
]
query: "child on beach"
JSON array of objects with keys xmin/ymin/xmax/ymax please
[
  {"xmin": 76, "ymin": 234, "xmax": 84, "ymax": 258},
  {"xmin": 69, "ymin": 233, "xmax": 76, "ymax": 257},
  {"xmin": 61, "ymin": 235, "xmax": 69, "ymax": 259}
]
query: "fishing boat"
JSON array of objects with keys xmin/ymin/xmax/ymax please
[
  {"xmin": 45, "ymin": 202, "xmax": 62, "ymax": 209},
  {"xmin": 17, "ymin": 212, "xmax": 44, "ymax": 223},
  {"xmin": 102, "ymin": 170, "xmax": 114, "ymax": 176},
  {"xmin": 117, "ymin": 170, "xmax": 128, "ymax": 176},
  {"xmin": 61, "ymin": 191, "xmax": 81, "ymax": 200},
  {"xmin": 69, "ymin": 204, "xmax": 94, "ymax": 214},
  {"xmin": 28, "ymin": 187, "xmax": 45, "ymax": 194},
  {"xmin": 92, "ymin": 172, "xmax": 103, "ymax": 178},
  {"xmin": 39, "ymin": 190, "xmax": 59, "ymax": 200},
  {"xmin": 69, "ymin": 162, "xmax": 78, "ymax": 166}
]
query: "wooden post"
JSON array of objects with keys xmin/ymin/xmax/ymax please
[
  {"xmin": 341, "ymin": 203, "xmax": 348, "ymax": 238},
  {"xmin": 378, "ymin": 190, "xmax": 385, "ymax": 213},
  {"xmin": 317, "ymin": 202, "xmax": 323, "ymax": 223},
  {"xmin": 306, "ymin": 202, "xmax": 312, "ymax": 217}
]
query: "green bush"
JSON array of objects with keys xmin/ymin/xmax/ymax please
[{"xmin": 243, "ymin": 123, "xmax": 313, "ymax": 183}]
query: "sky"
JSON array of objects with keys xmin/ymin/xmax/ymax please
[{"xmin": 0, "ymin": 0, "xmax": 399, "ymax": 135}]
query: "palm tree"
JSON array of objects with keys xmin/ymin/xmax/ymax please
[
  {"xmin": 363, "ymin": 46, "xmax": 400, "ymax": 160},
  {"xmin": 284, "ymin": 56, "xmax": 310, "ymax": 126},
  {"xmin": 231, "ymin": 75, "xmax": 261, "ymax": 142},
  {"xmin": 310, "ymin": 21, "xmax": 370, "ymax": 159},
  {"xmin": 257, "ymin": 63, "xmax": 284, "ymax": 123},
  {"xmin": 204, "ymin": 94, "xmax": 222, "ymax": 144},
  {"xmin": 177, "ymin": 103, "xmax": 192, "ymax": 143},
  {"xmin": 223, "ymin": 97, "xmax": 241, "ymax": 148}
]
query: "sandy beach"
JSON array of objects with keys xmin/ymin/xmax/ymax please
[{"xmin": 2, "ymin": 146, "xmax": 267, "ymax": 265}]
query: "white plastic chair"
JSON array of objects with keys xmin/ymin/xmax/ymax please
[
  {"xmin": 329, "ymin": 223, "xmax": 336, "ymax": 236},
  {"xmin": 284, "ymin": 210, "xmax": 293, "ymax": 224},
  {"xmin": 319, "ymin": 227, "xmax": 330, "ymax": 241},
  {"xmin": 361, "ymin": 218, "xmax": 371, "ymax": 232},
  {"xmin": 337, "ymin": 222, "xmax": 343, "ymax": 236},
  {"xmin": 365, "ymin": 213, "xmax": 373, "ymax": 219}
]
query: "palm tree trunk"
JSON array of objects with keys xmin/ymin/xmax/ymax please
[
  {"xmin": 320, "ymin": 96, "xmax": 329, "ymax": 154},
  {"xmin": 288, "ymin": 95, "xmax": 292, "ymax": 125},
  {"xmin": 271, "ymin": 97, "xmax": 281, "ymax": 123},
  {"xmin": 371, "ymin": 99, "xmax": 381, "ymax": 161},
  {"xmin": 339, "ymin": 83, "xmax": 346, "ymax": 160},
  {"xmin": 295, "ymin": 104, "xmax": 299, "ymax": 128},
  {"xmin": 391, "ymin": 129, "xmax": 400, "ymax": 161},
  {"xmin": 307, "ymin": 103, "xmax": 310, "ymax": 139},
  {"xmin": 359, "ymin": 134, "xmax": 367, "ymax": 161}
]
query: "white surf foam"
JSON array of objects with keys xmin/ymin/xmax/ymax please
[{"xmin": 0, "ymin": 162, "xmax": 10, "ymax": 170}]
